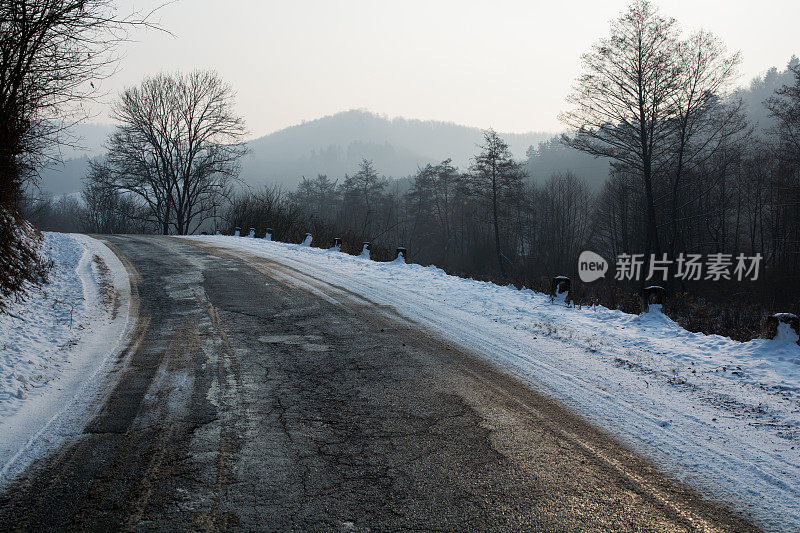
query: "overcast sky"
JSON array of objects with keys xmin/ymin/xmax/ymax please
[{"xmin": 96, "ymin": 0, "xmax": 800, "ymax": 138}]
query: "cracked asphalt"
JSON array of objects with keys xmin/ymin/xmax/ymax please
[{"xmin": 0, "ymin": 235, "xmax": 757, "ymax": 531}]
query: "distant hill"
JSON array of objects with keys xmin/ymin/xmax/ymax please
[
  {"xmin": 57, "ymin": 122, "xmax": 115, "ymax": 159},
  {"xmin": 239, "ymin": 109, "xmax": 552, "ymax": 188},
  {"xmin": 524, "ymin": 137, "xmax": 611, "ymax": 191},
  {"xmin": 36, "ymin": 111, "xmax": 552, "ymax": 195},
  {"xmin": 33, "ymin": 58, "xmax": 800, "ymax": 198},
  {"xmin": 36, "ymin": 156, "xmax": 91, "ymax": 196},
  {"xmin": 735, "ymin": 55, "xmax": 799, "ymax": 135},
  {"xmin": 36, "ymin": 122, "xmax": 114, "ymax": 197}
]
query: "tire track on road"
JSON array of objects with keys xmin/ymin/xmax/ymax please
[{"xmin": 189, "ymin": 239, "xmax": 757, "ymax": 532}]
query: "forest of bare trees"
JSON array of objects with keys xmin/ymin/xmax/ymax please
[
  {"xmin": 216, "ymin": 12, "xmax": 800, "ymax": 341},
  {"xmin": 8, "ymin": 0, "xmax": 800, "ymax": 340},
  {"xmin": 0, "ymin": 0, "xmax": 156, "ymax": 309}
]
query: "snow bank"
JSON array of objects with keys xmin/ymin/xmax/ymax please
[
  {"xmin": 188, "ymin": 235, "xmax": 800, "ymax": 531},
  {"xmin": 0, "ymin": 233, "xmax": 133, "ymax": 485}
]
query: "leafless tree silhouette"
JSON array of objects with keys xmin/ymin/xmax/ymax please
[{"xmin": 97, "ymin": 71, "xmax": 248, "ymax": 235}]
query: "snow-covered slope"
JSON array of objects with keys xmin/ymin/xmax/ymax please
[
  {"xmin": 0, "ymin": 233, "xmax": 134, "ymax": 484},
  {"xmin": 188, "ymin": 234, "xmax": 800, "ymax": 531}
]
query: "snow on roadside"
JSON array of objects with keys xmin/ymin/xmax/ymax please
[
  {"xmin": 0, "ymin": 233, "xmax": 133, "ymax": 485},
  {"xmin": 189, "ymin": 235, "xmax": 800, "ymax": 531},
  {"xmin": 1, "ymin": 233, "xmax": 85, "ymax": 411}
]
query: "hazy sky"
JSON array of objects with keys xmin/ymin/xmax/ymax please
[{"xmin": 95, "ymin": 0, "xmax": 800, "ymax": 138}]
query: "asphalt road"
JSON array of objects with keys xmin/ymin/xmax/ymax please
[{"xmin": 0, "ymin": 235, "xmax": 756, "ymax": 531}]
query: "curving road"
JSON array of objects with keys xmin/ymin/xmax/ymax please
[{"xmin": 0, "ymin": 235, "xmax": 756, "ymax": 531}]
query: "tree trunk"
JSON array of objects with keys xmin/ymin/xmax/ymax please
[
  {"xmin": 491, "ymin": 171, "xmax": 507, "ymax": 279},
  {"xmin": 642, "ymin": 163, "xmax": 661, "ymax": 256}
]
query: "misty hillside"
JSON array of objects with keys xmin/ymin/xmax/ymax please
[
  {"xmin": 524, "ymin": 138, "xmax": 612, "ymax": 190},
  {"xmin": 735, "ymin": 55, "xmax": 799, "ymax": 133},
  {"xmin": 57, "ymin": 122, "xmax": 115, "ymax": 159},
  {"xmin": 34, "ymin": 58, "xmax": 800, "ymax": 197},
  {"xmin": 239, "ymin": 109, "xmax": 551, "ymax": 188},
  {"xmin": 36, "ymin": 123, "xmax": 113, "ymax": 198},
  {"xmin": 37, "ymin": 111, "xmax": 552, "ymax": 194}
]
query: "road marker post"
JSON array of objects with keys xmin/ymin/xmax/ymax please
[
  {"xmin": 360, "ymin": 242, "xmax": 371, "ymax": 259},
  {"xmin": 550, "ymin": 276, "xmax": 571, "ymax": 303},
  {"xmin": 763, "ymin": 313, "xmax": 800, "ymax": 344},
  {"xmin": 641, "ymin": 285, "xmax": 666, "ymax": 314}
]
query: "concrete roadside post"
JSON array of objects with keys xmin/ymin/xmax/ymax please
[
  {"xmin": 763, "ymin": 313, "xmax": 800, "ymax": 344},
  {"xmin": 641, "ymin": 285, "xmax": 666, "ymax": 313},
  {"xmin": 550, "ymin": 276, "xmax": 571, "ymax": 303}
]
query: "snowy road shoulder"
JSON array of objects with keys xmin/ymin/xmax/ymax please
[
  {"xmin": 186, "ymin": 234, "xmax": 800, "ymax": 531},
  {"xmin": 0, "ymin": 233, "xmax": 135, "ymax": 485}
]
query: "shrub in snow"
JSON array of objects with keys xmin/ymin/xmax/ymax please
[
  {"xmin": 0, "ymin": 207, "xmax": 52, "ymax": 313},
  {"xmin": 265, "ymin": 228, "xmax": 272, "ymax": 241},
  {"xmin": 234, "ymin": 227, "xmax": 241, "ymax": 237},
  {"xmin": 248, "ymin": 227, "xmax": 255, "ymax": 238},
  {"xmin": 302, "ymin": 233, "xmax": 313, "ymax": 246}
]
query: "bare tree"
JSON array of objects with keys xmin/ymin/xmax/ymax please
[
  {"xmin": 0, "ymin": 0, "xmax": 157, "ymax": 309},
  {"xmin": 81, "ymin": 163, "xmax": 149, "ymax": 234},
  {"xmin": 339, "ymin": 159, "xmax": 387, "ymax": 239},
  {"xmin": 469, "ymin": 129, "xmax": 526, "ymax": 278},
  {"xmin": 295, "ymin": 174, "xmax": 339, "ymax": 220},
  {"xmin": 560, "ymin": 0, "xmax": 680, "ymax": 256},
  {"xmin": 100, "ymin": 71, "xmax": 247, "ymax": 235},
  {"xmin": 765, "ymin": 63, "xmax": 800, "ymax": 166},
  {"xmin": 666, "ymin": 31, "xmax": 747, "ymax": 254},
  {"xmin": 0, "ymin": 0, "xmax": 158, "ymax": 207}
]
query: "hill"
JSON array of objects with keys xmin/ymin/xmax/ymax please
[
  {"xmin": 239, "ymin": 109, "xmax": 551, "ymax": 188},
  {"xmin": 33, "ymin": 56, "xmax": 800, "ymax": 198},
  {"xmin": 36, "ymin": 111, "xmax": 552, "ymax": 195}
]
